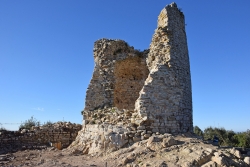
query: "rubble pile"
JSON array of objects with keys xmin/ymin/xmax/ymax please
[{"xmin": 75, "ymin": 107, "xmax": 175, "ymax": 155}]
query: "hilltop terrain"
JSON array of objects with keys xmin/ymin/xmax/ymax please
[{"xmin": 1, "ymin": 133, "xmax": 250, "ymax": 167}]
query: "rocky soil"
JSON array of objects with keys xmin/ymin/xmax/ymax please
[{"xmin": 1, "ymin": 134, "xmax": 250, "ymax": 167}]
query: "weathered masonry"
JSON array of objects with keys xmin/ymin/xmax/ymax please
[
  {"xmin": 69, "ymin": 2, "xmax": 192, "ymax": 155},
  {"xmin": 83, "ymin": 2, "xmax": 192, "ymax": 135},
  {"xmin": 0, "ymin": 122, "xmax": 81, "ymax": 154},
  {"xmin": 84, "ymin": 40, "xmax": 149, "ymax": 111},
  {"xmin": 135, "ymin": 3, "xmax": 193, "ymax": 133}
]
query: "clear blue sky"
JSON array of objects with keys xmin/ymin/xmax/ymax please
[{"xmin": 1, "ymin": 1, "xmax": 249, "ymax": 132}]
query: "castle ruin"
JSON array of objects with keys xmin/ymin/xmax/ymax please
[{"xmin": 69, "ymin": 2, "xmax": 193, "ymax": 154}]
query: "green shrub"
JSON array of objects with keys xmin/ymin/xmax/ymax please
[
  {"xmin": 0, "ymin": 127, "xmax": 6, "ymax": 131},
  {"xmin": 193, "ymin": 126, "xmax": 203, "ymax": 137},
  {"xmin": 0, "ymin": 124, "xmax": 6, "ymax": 131},
  {"xmin": 19, "ymin": 116, "xmax": 40, "ymax": 130},
  {"xmin": 233, "ymin": 130, "xmax": 250, "ymax": 148},
  {"xmin": 43, "ymin": 120, "xmax": 53, "ymax": 126},
  {"xmin": 202, "ymin": 126, "xmax": 250, "ymax": 147}
]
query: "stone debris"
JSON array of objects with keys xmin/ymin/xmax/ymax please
[
  {"xmin": 69, "ymin": 107, "xmax": 186, "ymax": 155},
  {"xmin": 102, "ymin": 134, "xmax": 250, "ymax": 167},
  {"xmin": 1, "ymin": 134, "xmax": 250, "ymax": 167},
  {"xmin": 244, "ymin": 156, "xmax": 250, "ymax": 165},
  {"xmin": 230, "ymin": 147, "xmax": 243, "ymax": 159},
  {"xmin": 161, "ymin": 136, "xmax": 177, "ymax": 147},
  {"xmin": 0, "ymin": 154, "xmax": 14, "ymax": 161},
  {"xmin": 83, "ymin": 107, "xmax": 137, "ymax": 126}
]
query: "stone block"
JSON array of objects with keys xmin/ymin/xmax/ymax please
[
  {"xmin": 244, "ymin": 157, "xmax": 250, "ymax": 165},
  {"xmin": 152, "ymin": 128, "xmax": 159, "ymax": 133},
  {"xmin": 133, "ymin": 136, "xmax": 141, "ymax": 142},
  {"xmin": 137, "ymin": 126, "xmax": 145, "ymax": 130},
  {"xmin": 144, "ymin": 134, "xmax": 151, "ymax": 138},
  {"xmin": 147, "ymin": 131, "xmax": 152, "ymax": 134}
]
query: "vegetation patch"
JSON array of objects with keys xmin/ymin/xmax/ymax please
[{"xmin": 194, "ymin": 126, "xmax": 250, "ymax": 148}]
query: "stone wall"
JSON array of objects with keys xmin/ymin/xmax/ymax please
[
  {"xmin": 83, "ymin": 2, "xmax": 192, "ymax": 134},
  {"xmin": 74, "ymin": 107, "xmax": 171, "ymax": 155},
  {"xmin": 0, "ymin": 122, "xmax": 81, "ymax": 154},
  {"xmin": 70, "ymin": 2, "xmax": 193, "ymax": 155},
  {"xmin": 114, "ymin": 55, "xmax": 149, "ymax": 110},
  {"xmin": 135, "ymin": 3, "xmax": 193, "ymax": 134},
  {"xmin": 84, "ymin": 39, "xmax": 148, "ymax": 111}
]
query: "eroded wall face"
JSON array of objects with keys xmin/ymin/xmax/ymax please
[
  {"xmin": 114, "ymin": 56, "xmax": 149, "ymax": 110},
  {"xmin": 84, "ymin": 3, "xmax": 193, "ymax": 134},
  {"xmin": 84, "ymin": 39, "xmax": 148, "ymax": 111},
  {"xmin": 135, "ymin": 3, "xmax": 193, "ymax": 134}
]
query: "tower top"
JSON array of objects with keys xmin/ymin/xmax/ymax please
[{"xmin": 157, "ymin": 2, "xmax": 184, "ymax": 28}]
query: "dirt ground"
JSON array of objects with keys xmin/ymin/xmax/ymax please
[
  {"xmin": 1, "ymin": 135, "xmax": 249, "ymax": 167},
  {"xmin": 0, "ymin": 148, "xmax": 109, "ymax": 167},
  {"xmin": 0, "ymin": 135, "xmax": 210, "ymax": 167}
]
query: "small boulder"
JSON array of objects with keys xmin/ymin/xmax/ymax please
[
  {"xmin": 230, "ymin": 148, "xmax": 243, "ymax": 159},
  {"xmin": 244, "ymin": 157, "xmax": 250, "ymax": 165},
  {"xmin": 161, "ymin": 136, "xmax": 177, "ymax": 147},
  {"xmin": 147, "ymin": 136, "xmax": 162, "ymax": 147},
  {"xmin": 21, "ymin": 129, "xmax": 28, "ymax": 133},
  {"xmin": 137, "ymin": 126, "xmax": 145, "ymax": 130},
  {"xmin": 211, "ymin": 154, "xmax": 229, "ymax": 167},
  {"xmin": 201, "ymin": 161, "xmax": 217, "ymax": 167},
  {"xmin": 121, "ymin": 153, "xmax": 135, "ymax": 165}
]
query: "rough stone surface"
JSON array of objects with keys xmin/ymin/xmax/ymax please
[
  {"xmin": 84, "ymin": 39, "xmax": 149, "ymax": 111},
  {"xmin": 2, "ymin": 134, "xmax": 250, "ymax": 167},
  {"xmin": 70, "ymin": 2, "xmax": 194, "ymax": 156},
  {"xmin": 0, "ymin": 122, "xmax": 81, "ymax": 154},
  {"xmin": 135, "ymin": 2, "xmax": 192, "ymax": 134},
  {"xmin": 161, "ymin": 136, "xmax": 177, "ymax": 147},
  {"xmin": 244, "ymin": 156, "xmax": 250, "ymax": 165},
  {"xmin": 68, "ymin": 123, "xmax": 130, "ymax": 155},
  {"xmin": 230, "ymin": 147, "xmax": 243, "ymax": 159},
  {"xmin": 82, "ymin": 2, "xmax": 192, "ymax": 137}
]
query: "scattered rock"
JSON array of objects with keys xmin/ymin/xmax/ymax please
[
  {"xmin": 161, "ymin": 136, "xmax": 177, "ymax": 147},
  {"xmin": 230, "ymin": 148, "xmax": 243, "ymax": 159},
  {"xmin": 201, "ymin": 161, "xmax": 217, "ymax": 167},
  {"xmin": 211, "ymin": 153, "xmax": 229, "ymax": 167},
  {"xmin": 244, "ymin": 157, "xmax": 250, "ymax": 165}
]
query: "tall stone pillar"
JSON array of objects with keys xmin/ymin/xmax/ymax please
[{"xmin": 135, "ymin": 3, "xmax": 193, "ymax": 134}]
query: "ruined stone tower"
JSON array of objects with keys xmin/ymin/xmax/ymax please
[
  {"xmin": 70, "ymin": 2, "xmax": 192, "ymax": 154},
  {"xmin": 83, "ymin": 2, "xmax": 192, "ymax": 134},
  {"xmin": 135, "ymin": 3, "xmax": 193, "ymax": 133}
]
